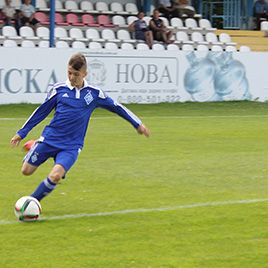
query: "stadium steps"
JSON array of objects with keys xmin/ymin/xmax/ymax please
[{"xmin": 216, "ymin": 29, "xmax": 268, "ymax": 51}]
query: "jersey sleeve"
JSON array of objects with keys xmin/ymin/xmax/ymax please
[
  {"xmin": 17, "ymin": 88, "xmax": 58, "ymax": 139},
  {"xmin": 96, "ymin": 89, "xmax": 142, "ymax": 129}
]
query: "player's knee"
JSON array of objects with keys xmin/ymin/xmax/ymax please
[
  {"xmin": 21, "ymin": 166, "xmax": 33, "ymax": 176},
  {"xmin": 49, "ymin": 172, "xmax": 62, "ymax": 184}
]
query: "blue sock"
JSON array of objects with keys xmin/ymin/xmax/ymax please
[{"xmin": 31, "ymin": 177, "xmax": 56, "ymax": 201}]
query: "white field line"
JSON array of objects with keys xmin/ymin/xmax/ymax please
[
  {"xmin": 2, "ymin": 114, "xmax": 268, "ymax": 121},
  {"xmin": 1, "ymin": 198, "xmax": 268, "ymax": 225}
]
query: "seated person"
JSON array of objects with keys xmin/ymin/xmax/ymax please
[
  {"xmin": 2, "ymin": 0, "xmax": 16, "ymax": 26},
  {"xmin": 254, "ymin": 0, "xmax": 268, "ymax": 30},
  {"xmin": 128, "ymin": 11, "xmax": 153, "ymax": 49},
  {"xmin": 149, "ymin": 9, "xmax": 173, "ymax": 44},
  {"xmin": 158, "ymin": 0, "xmax": 175, "ymax": 19},
  {"xmin": 17, "ymin": 0, "xmax": 39, "ymax": 30},
  {"xmin": 172, "ymin": 0, "xmax": 196, "ymax": 18}
]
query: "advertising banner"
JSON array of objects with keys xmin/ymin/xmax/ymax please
[{"xmin": 0, "ymin": 47, "xmax": 267, "ymax": 104}]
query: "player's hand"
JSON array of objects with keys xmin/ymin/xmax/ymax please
[
  {"xmin": 137, "ymin": 124, "xmax": 150, "ymax": 137},
  {"xmin": 10, "ymin": 134, "xmax": 22, "ymax": 147}
]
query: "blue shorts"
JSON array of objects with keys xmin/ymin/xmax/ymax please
[{"xmin": 24, "ymin": 142, "xmax": 80, "ymax": 172}]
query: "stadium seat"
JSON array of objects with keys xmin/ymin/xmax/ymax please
[
  {"xmin": 121, "ymin": 42, "xmax": 134, "ymax": 50},
  {"xmin": 56, "ymin": 40, "xmax": 69, "ymax": 48},
  {"xmin": 69, "ymin": 28, "xmax": 88, "ymax": 42},
  {"xmin": 101, "ymin": 29, "xmax": 120, "ymax": 42},
  {"xmin": 88, "ymin": 41, "xmax": 102, "ymax": 49},
  {"xmin": 55, "ymin": 13, "xmax": 68, "ymax": 26},
  {"xmin": 81, "ymin": 14, "xmax": 100, "ymax": 27},
  {"xmin": 111, "ymin": 2, "xmax": 128, "ymax": 15},
  {"xmin": 19, "ymin": 26, "xmax": 39, "ymax": 41},
  {"xmin": 191, "ymin": 32, "xmax": 209, "ymax": 45},
  {"xmin": 97, "ymin": 15, "xmax": 115, "ymax": 27},
  {"xmin": 143, "ymin": 16, "xmax": 151, "ymax": 26},
  {"xmin": 219, "ymin": 33, "xmax": 237, "ymax": 46},
  {"xmin": 80, "ymin": 1, "xmax": 98, "ymax": 14},
  {"xmin": 185, "ymin": 18, "xmax": 201, "ymax": 31},
  {"xmin": 205, "ymin": 32, "xmax": 222, "ymax": 44},
  {"xmin": 66, "ymin": 13, "xmax": 85, "ymax": 26},
  {"xmin": 160, "ymin": 17, "xmax": 169, "ymax": 27},
  {"xmin": 211, "ymin": 45, "xmax": 223, "ymax": 51},
  {"xmin": 86, "ymin": 28, "xmax": 104, "ymax": 42},
  {"xmin": 96, "ymin": 2, "xmax": 113, "ymax": 14},
  {"xmin": 38, "ymin": 40, "xmax": 49, "ymax": 48},
  {"xmin": 175, "ymin": 31, "xmax": 193, "ymax": 44},
  {"xmin": 239, "ymin": 45, "xmax": 251, "ymax": 52},
  {"xmin": 167, "ymin": 43, "xmax": 179, "ymax": 50},
  {"xmin": 104, "ymin": 42, "xmax": 119, "ymax": 50},
  {"xmin": 127, "ymin": 16, "xmax": 138, "ymax": 25},
  {"xmin": 170, "ymin": 17, "xmax": 184, "ymax": 29},
  {"xmin": 36, "ymin": 26, "xmax": 49, "ymax": 40},
  {"xmin": 117, "ymin": 29, "xmax": 135, "ymax": 43},
  {"xmin": 72, "ymin": 41, "xmax": 86, "ymax": 49},
  {"xmin": 55, "ymin": 27, "xmax": 72, "ymax": 41},
  {"xmin": 261, "ymin": 21, "xmax": 268, "ymax": 35},
  {"xmin": 21, "ymin": 40, "xmax": 36, "ymax": 48},
  {"xmin": 182, "ymin": 44, "xmax": 194, "ymax": 51},
  {"xmin": 225, "ymin": 45, "xmax": 237, "ymax": 52},
  {"xmin": 34, "ymin": 12, "xmax": 49, "ymax": 25},
  {"xmin": 196, "ymin": 44, "xmax": 209, "ymax": 51},
  {"xmin": 65, "ymin": 0, "xmax": 81, "ymax": 13},
  {"xmin": 152, "ymin": 43, "xmax": 165, "ymax": 50},
  {"xmin": 199, "ymin": 19, "xmax": 216, "ymax": 32},
  {"xmin": 125, "ymin": 3, "xmax": 138, "ymax": 14},
  {"xmin": 3, "ymin": 39, "xmax": 18, "ymax": 47},
  {"xmin": 112, "ymin": 15, "xmax": 127, "ymax": 27},
  {"xmin": 35, "ymin": 0, "xmax": 49, "ymax": 11},
  {"xmin": 136, "ymin": 43, "xmax": 150, "ymax": 50},
  {"xmin": 2, "ymin": 26, "xmax": 22, "ymax": 40},
  {"xmin": 55, "ymin": 0, "xmax": 66, "ymax": 12}
]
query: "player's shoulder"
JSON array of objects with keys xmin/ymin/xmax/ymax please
[
  {"xmin": 85, "ymin": 83, "xmax": 107, "ymax": 99},
  {"xmin": 46, "ymin": 82, "xmax": 67, "ymax": 99}
]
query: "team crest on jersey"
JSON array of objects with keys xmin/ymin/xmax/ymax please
[
  {"xmin": 84, "ymin": 91, "xmax": 93, "ymax": 105},
  {"xmin": 31, "ymin": 152, "xmax": 39, "ymax": 163}
]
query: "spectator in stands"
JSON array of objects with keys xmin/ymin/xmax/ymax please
[
  {"xmin": 254, "ymin": 0, "xmax": 268, "ymax": 30},
  {"xmin": 149, "ymin": 9, "xmax": 173, "ymax": 44},
  {"xmin": 2, "ymin": 0, "xmax": 16, "ymax": 26},
  {"xmin": 128, "ymin": 11, "xmax": 153, "ymax": 49},
  {"xmin": 158, "ymin": 0, "xmax": 175, "ymax": 19},
  {"xmin": 17, "ymin": 0, "xmax": 40, "ymax": 31},
  {"xmin": 172, "ymin": 0, "xmax": 196, "ymax": 18}
]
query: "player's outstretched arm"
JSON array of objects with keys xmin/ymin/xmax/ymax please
[
  {"xmin": 10, "ymin": 134, "xmax": 22, "ymax": 147},
  {"xmin": 137, "ymin": 124, "xmax": 150, "ymax": 137}
]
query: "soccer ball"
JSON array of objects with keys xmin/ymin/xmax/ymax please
[{"xmin": 14, "ymin": 196, "xmax": 42, "ymax": 222}]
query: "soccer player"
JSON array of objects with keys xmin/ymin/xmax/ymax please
[{"xmin": 10, "ymin": 53, "xmax": 150, "ymax": 202}]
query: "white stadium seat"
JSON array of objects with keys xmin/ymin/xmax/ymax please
[
  {"xmin": 86, "ymin": 29, "xmax": 104, "ymax": 42},
  {"xmin": 182, "ymin": 44, "xmax": 194, "ymax": 51},
  {"xmin": 38, "ymin": 40, "xmax": 50, "ymax": 48},
  {"xmin": 104, "ymin": 42, "xmax": 119, "ymax": 50},
  {"xmin": 3, "ymin": 39, "xmax": 18, "ymax": 47},
  {"xmin": 167, "ymin": 44, "xmax": 179, "ymax": 50},
  {"xmin": 101, "ymin": 29, "xmax": 120, "ymax": 42},
  {"xmin": 72, "ymin": 41, "xmax": 86, "ymax": 49},
  {"xmin": 121, "ymin": 42, "xmax": 135, "ymax": 50},
  {"xmin": 21, "ymin": 40, "xmax": 36, "ymax": 48},
  {"xmin": 136, "ymin": 43, "xmax": 150, "ymax": 50},
  {"xmin": 88, "ymin": 41, "xmax": 102, "ymax": 49},
  {"xmin": 2, "ymin": 26, "xmax": 22, "ymax": 40},
  {"xmin": 152, "ymin": 43, "xmax": 165, "ymax": 51},
  {"xmin": 239, "ymin": 45, "xmax": 251, "ymax": 52},
  {"xmin": 69, "ymin": 28, "xmax": 88, "ymax": 42},
  {"xmin": 117, "ymin": 29, "xmax": 135, "ymax": 43},
  {"xmin": 55, "ymin": 27, "xmax": 72, "ymax": 41},
  {"xmin": 125, "ymin": 3, "xmax": 138, "ymax": 14},
  {"xmin": 56, "ymin": 40, "xmax": 69, "ymax": 48},
  {"xmin": 19, "ymin": 26, "xmax": 39, "ymax": 41}
]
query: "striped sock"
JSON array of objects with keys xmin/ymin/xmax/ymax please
[{"xmin": 31, "ymin": 178, "xmax": 56, "ymax": 201}]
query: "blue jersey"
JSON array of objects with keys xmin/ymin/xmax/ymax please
[{"xmin": 17, "ymin": 80, "xmax": 142, "ymax": 150}]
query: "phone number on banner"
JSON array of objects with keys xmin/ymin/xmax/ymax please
[{"xmin": 117, "ymin": 95, "xmax": 181, "ymax": 104}]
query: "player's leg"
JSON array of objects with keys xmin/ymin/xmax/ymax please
[{"xmin": 31, "ymin": 149, "xmax": 80, "ymax": 201}]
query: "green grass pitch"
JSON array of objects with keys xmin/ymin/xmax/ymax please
[{"xmin": 0, "ymin": 102, "xmax": 268, "ymax": 267}]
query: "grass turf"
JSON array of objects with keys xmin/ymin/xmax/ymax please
[{"xmin": 0, "ymin": 102, "xmax": 268, "ymax": 267}]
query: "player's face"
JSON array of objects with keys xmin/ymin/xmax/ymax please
[{"xmin": 68, "ymin": 65, "xmax": 87, "ymax": 89}]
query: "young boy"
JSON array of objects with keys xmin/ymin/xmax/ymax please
[{"xmin": 10, "ymin": 53, "xmax": 150, "ymax": 202}]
